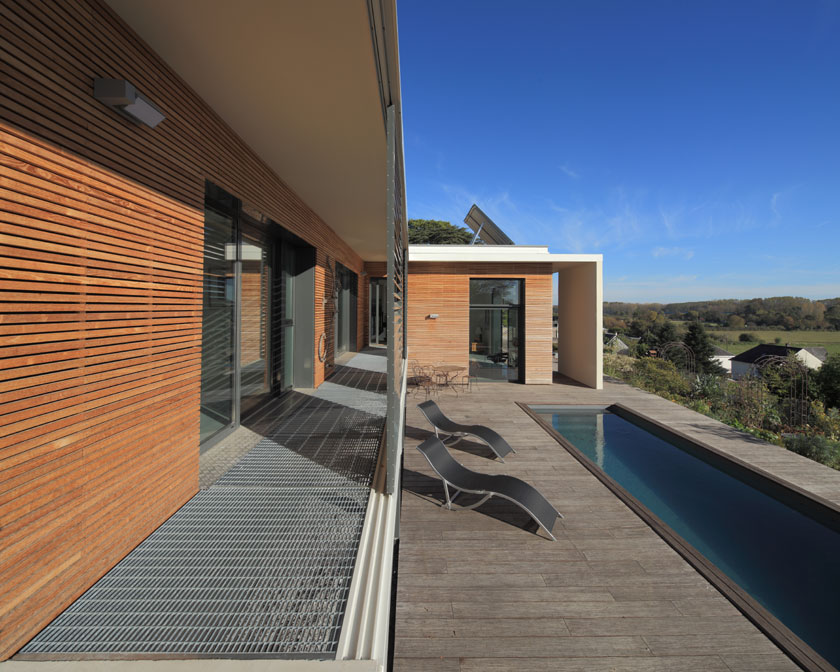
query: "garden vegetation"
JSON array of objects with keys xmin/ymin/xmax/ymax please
[{"xmin": 604, "ymin": 321, "xmax": 840, "ymax": 471}]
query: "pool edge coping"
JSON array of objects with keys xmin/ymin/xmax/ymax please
[{"xmin": 517, "ymin": 400, "xmax": 837, "ymax": 672}]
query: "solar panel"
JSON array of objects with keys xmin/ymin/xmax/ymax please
[{"xmin": 463, "ymin": 204, "xmax": 515, "ymax": 245}]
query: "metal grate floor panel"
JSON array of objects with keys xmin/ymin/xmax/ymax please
[{"xmin": 22, "ymin": 363, "xmax": 385, "ymax": 658}]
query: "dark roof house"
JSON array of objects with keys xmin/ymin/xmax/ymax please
[{"xmin": 731, "ymin": 344, "xmax": 826, "ymax": 379}]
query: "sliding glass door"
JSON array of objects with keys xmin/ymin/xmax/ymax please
[
  {"xmin": 272, "ymin": 242, "xmax": 296, "ymax": 393},
  {"xmin": 468, "ymin": 279, "xmax": 524, "ymax": 382},
  {"xmin": 334, "ymin": 262, "xmax": 357, "ymax": 356},
  {"xmin": 238, "ymin": 220, "xmax": 271, "ymax": 417},
  {"xmin": 200, "ymin": 205, "xmax": 236, "ymax": 443},
  {"xmin": 369, "ymin": 277, "xmax": 387, "ymax": 346},
  {"xmin": 200, "ymin": 182, "xmax": 320, "ymax": 448}
]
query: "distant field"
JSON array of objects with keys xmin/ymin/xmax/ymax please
[{"xmin": 708, "ymin": 329, "xmax": 840, "ymax": 356}]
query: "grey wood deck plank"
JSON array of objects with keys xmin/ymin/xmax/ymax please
[
  {"xmin": 565, "ymin": 615, "xmax": 753, "ymax": 636},
  {"xmin": 720, "ymin": 653, "xmax": 802, "ymax": 671},
  {"xmin": 397, "ymin": 635, "xmax": 651, "ymax": 658},
  {"xmin": 396, "ymin": 586, "xmax": 615, "ymax": 604},
  {"xmin": 643, "ymin": 632, "xmax": 787, "ymax": 656},
  {"xmin": 396, "ymin": 616, "xmax": 572, "ymax": 638},
  {"xmin": 394, "ymin": 378, "xmax": 835, "ymax": 669},
  {"xmin": 458, "ymin": 655, "xmax": 731, "ymax": 672}
]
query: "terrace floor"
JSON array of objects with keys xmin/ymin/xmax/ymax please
[
  {"xmin": 394, "ymin": 374, "xmax": 840, "ymax": 672},
  {"xmin": 19, "ymin": 352, "xmax": 386, "ymax": 660}
]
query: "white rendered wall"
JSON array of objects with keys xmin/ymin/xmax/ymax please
[
  {"xmin": 796, "ymin": 350, "xmax": 824, "ymax": 370},
  {"xmin": 713, "ymin": 355, "xmax": 733, "ymax": 374},
  {"xmin": 555, "ymin": 260, "xmax": 603, "ymax": 389}
]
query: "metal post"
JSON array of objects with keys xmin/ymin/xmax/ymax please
[{"xmin": 385, "ymin": 104, "xmax": 406, "ymax": 495}]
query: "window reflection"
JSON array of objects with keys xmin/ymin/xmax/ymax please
[{"xmin": 469, "ymin": 279, "xmax": 523, "ymax": 382}]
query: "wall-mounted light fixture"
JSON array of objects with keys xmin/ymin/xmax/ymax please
[
  {"xmin": 93, "ymin": 78, "xmax": 165, "ymax": 128},
  {"xmin": 427, "ymin": 314, "xmax": 439, "ymax": 319}
]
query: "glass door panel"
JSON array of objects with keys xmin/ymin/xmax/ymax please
[
  {"xmin": 200, "ymin": 207, "xmax": 236, "ymax": 443},
  {"xmin": 239, "ymin": 227, "xmax": 270, "ymax": 417},
  {"xmin": 470, "ymin": 308, "xmax": 506, "ymax": 381},
  {"xmin": 369, "ymin": 278, "xmax": 387, "ymax": 346},
  {"xmin": 506, "ymin": 307, "xmax": 520, "ymax": 381},
  {"xmin": 273, "ymin": 242, "xmax": 295, "ymax": 392},
  {"xmin": 468, "ymin": 278, "xmax": 524, "ymax": 383},
  {"xmin": 335, "ymin": 262, "xmax": 357, "ymax": 356}
]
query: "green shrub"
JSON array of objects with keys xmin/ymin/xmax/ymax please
[
  {"xmin": 783, "ymin": 434, "xmax": 840, "ymax": 470},
  {"xmin": 813, "ymin": 353, "xmax": 840, "ymax": 411},
  {"xmin": 630, "ymin": 358, "xmax": 691, "ymax": 398},
  {"xmin": 739, "ymin": 332, "xmax": 758, "ymax": 342},
  {"xmin": 809, "ymin": 400, "xmax": 840, "ymax": 440},
  {"xmin": 719, "ymin": 379, "xmax": 773, "ymax": 429},
  {"xmin": 603, "ymin": 353, "xmax": 635, "ymax": 379},
  {"xmin": 687, "ymin": 399, "xmax": 712, "ymax": 416},
  {"xmin": 691, "ymin": 373, "xmax": 725, "ymax": 402}
]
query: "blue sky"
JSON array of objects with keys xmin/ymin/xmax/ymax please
[{"xmin": 397, "ymin": 1, "xmax": 840, "ymax": 303}]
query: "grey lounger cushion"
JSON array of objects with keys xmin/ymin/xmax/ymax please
[
  {"xmin": 416, "ymin": 436, "xmax": 562, "ymax": 541},
  {"xmin": 418, "ymin": 400, "xmax": 515, "ymax": 460}
]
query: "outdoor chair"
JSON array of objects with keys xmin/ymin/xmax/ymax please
[
  {"xmin": 417, "ymin": 400, "xmax": 515, "ymax": 461},
  {"xmin": 451, "ymin": 372, "xmax": 471, "ymax": 393},
  {"xmin": 411, "ymin": 364, "xmax": 439, "ymax": 399},
  {"xmin": 416, "ymin": 436, "xmax": 562, "ymax": 541}
]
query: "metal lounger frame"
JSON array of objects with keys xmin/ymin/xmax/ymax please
[
  {"xmin": 416, "ymin": 436, "xmax": 562, "ymax": 541},
  {"xmin": 417, "ymin": 400, "xmax": 515, "ymax": 461}
]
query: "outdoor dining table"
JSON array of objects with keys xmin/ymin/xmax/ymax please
[{"xmin": 433, "ymin": 365, "xmax": 466, "ymax": 393}]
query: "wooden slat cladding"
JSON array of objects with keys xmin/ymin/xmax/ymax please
[
  {"xmin": 0, "ymin": 0, "xmax": 369, "ymax": 659},
  {"xmin": 406, "ymin": 263, "xmax": 554, "ymax": 384},
  {"xmin": 0, "ymin": 125, "xmax": 202, "ymax": 661}
]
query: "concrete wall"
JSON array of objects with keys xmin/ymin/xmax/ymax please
[{"xmin": 555, "ymin": 261, "xmax": 603, "ymax": 389}]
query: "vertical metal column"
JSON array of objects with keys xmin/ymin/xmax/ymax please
[{"xmin": 385, "ymin": 104, "xmax": 407, "ymax": 495}]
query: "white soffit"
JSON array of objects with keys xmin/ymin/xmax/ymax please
[
  {"xmin": 106, "ymin": 0, "xmax": 389, "ymax": 260},
  {"xmin": 409, "ymin": 245, "xmax": 601, "ymax": 271}
]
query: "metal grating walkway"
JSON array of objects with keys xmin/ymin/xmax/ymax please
[{"xmin": 22, "ymin": 355, "xmax": 386, "ymax": 658}]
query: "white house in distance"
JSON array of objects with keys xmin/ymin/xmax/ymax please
[
  {"xmin": 713, "ymin": 346, "xmax": 735, "ymax": 374},
  {"xmin": 730, "ymin": 344, "xmax": 827, "ymax": 380},
  {"xmin": 604, "ymin": 331, "xmax": 632, "ymax": 355}
]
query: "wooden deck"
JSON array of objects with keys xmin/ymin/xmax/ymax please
[{"xmin": 394, "ymin": 375, "xmax": 840, "ymax": 671}]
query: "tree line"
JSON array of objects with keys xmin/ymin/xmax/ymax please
[{"xmin": 604, "ymin": 296, "xmax": 840, "ymax": 331}]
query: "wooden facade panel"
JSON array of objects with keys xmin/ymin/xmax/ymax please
[
  {"xmin": 0, "ymin": 0, "xmax": 380, "ymax": 659},
  {"xmin": 240, "ymin": 261, "xmax": 266, "ymax": 366},
  {"xmin": 314, "ymin": 254, "xmax": 328, "ymax": 387},
  {"xmin": 406, "ymin": 262, "xmax": 554, "ymax": 384}
]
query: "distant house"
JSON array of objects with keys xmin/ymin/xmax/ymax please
[
  {"xmin": 712, "ymin": 346, "xmax": 735, "ymax": 374},
  {"xmin": 730, "ymin": 344, "xmax": 825, "ymax": 380},
  {"xmin": 802, "ymin": 347, "xmax": 828, "ymax": 363},
  {"xmin": 604, "ymin": 331, "xmax": 631, "ymax": 355}
]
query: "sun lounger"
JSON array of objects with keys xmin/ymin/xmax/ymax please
[
  {"xmin": 418, "ymin": 400, "xmax": 515, "ymax": 461},
  {"xmin": 416, "ymin": 436, "xmax": 562, "ymax": 541}
]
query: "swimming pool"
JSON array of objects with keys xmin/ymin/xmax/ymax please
[{"xmin": 526, "ymin": 404, "xmax": 840, "ymax": 672}]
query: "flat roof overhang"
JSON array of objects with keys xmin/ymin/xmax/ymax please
[
  {"xmin": 408, "ymin": 245, "xmax": 602, "ymax": 272},
  {"xmin": 105, "ymin": 0, "xmax": 400, "ymax": 261}
]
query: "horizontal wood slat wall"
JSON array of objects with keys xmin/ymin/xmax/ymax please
[
  {"xmin": 406, "ymin": 262, "xmax": 554, "ymax": 384},
  {"xmin": 0, "ymin": 0, "xmax": 369, "ymax": 658}
]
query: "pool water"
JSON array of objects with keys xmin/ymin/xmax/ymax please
[{"xmin": 533, "ymin": 406, "xmax": 840, "ymax": 669}]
